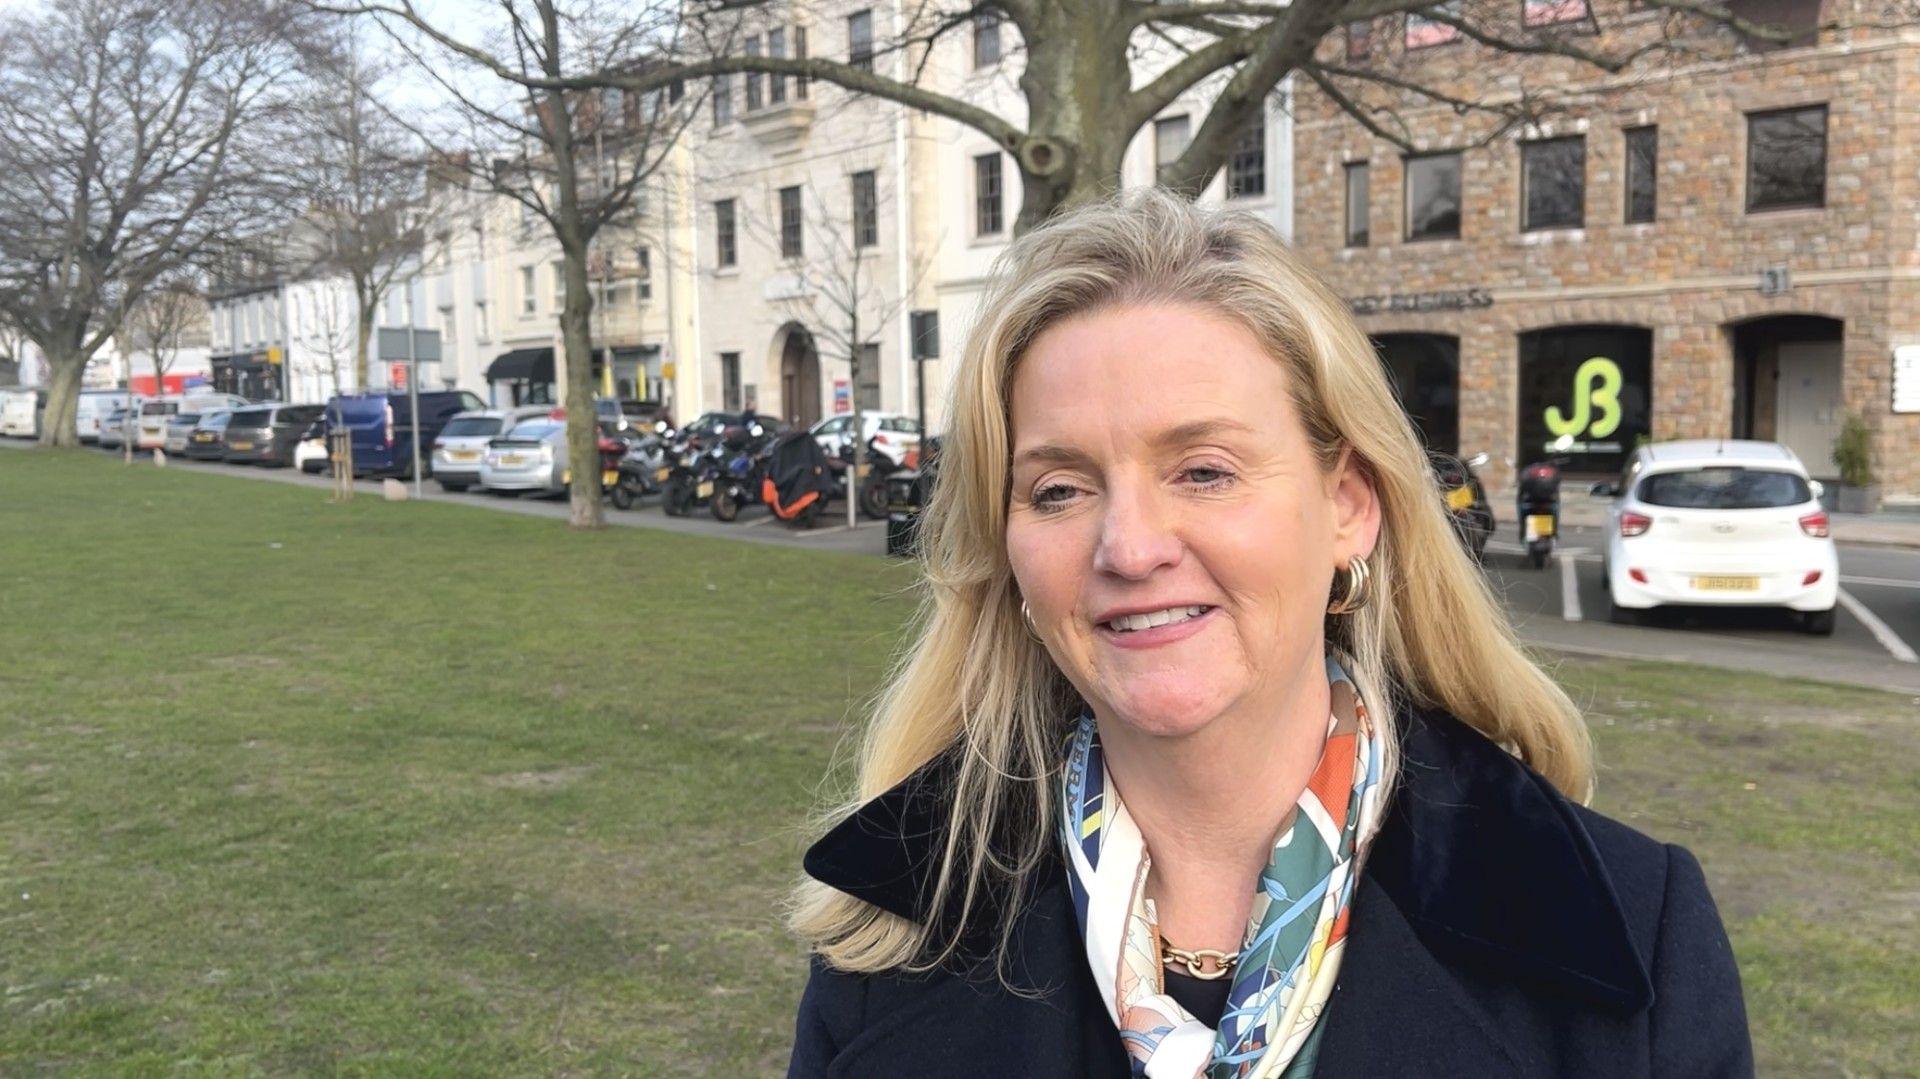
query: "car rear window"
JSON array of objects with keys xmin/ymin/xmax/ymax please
[
  {"xmin": 174, "ymin": 413, "xmax": 201, "ymax": 425},
  {"xmin": 228, "ymin": 408, "xmax": 271, "ymax": 427},
  {"xmin": 442, "ymin": 416, "xmax": 503, "ymax": 437},
  {"xmin": 140, "ymin": 401, "xmax": 179, "ymax": 416},
  {"xmin": 503, "ymin": 420, "xmax": 562, "ymax": 440},
  {"xmin": 1636, "ymin": 467, "xmax": 1812, "ymax": 510}
]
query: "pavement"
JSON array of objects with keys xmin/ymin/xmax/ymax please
[{"xmin": 13, "ymin": 439, "xmax": 1920, "ymax": 694}]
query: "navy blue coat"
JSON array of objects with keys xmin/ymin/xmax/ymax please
[{"xmin": 787, "ymin": 704, "xmax": 1754, "ymax": 1077}]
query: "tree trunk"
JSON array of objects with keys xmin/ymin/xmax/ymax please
[
  {"xmin": 353, "ymin": 293, "xmax": 376, "ymax": 393},
  {"xmin": 1011, "ymin": 8, "xmax": 1135, "ymax": 234},
  {"xmin": 37, "ymin": 342, "xmax": 89, "ymax": 448},
  {"xmin": 559, "ymin": 244, "xmax": 604, "ymax": 530}
]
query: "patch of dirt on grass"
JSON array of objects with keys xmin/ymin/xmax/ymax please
[{"xmin": 483, "ymin": 766, "xmax": 596, "ymax": 790}]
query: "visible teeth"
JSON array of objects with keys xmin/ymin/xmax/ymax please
[{"xmin": 1107, "ymin": 605, "xmax": 1209, "ymax": 632}]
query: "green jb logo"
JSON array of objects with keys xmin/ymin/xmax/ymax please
[{"xmin": 1545, "ymin": 356, "xmax": 1624, "ymax": 440}]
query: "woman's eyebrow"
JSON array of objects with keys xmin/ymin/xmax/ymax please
[{"xmin": 1011, "ymin": 418, "xmax": 1256, "ymax": 470}]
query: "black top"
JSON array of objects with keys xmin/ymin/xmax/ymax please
[
  {"xmin": 789, "ymin": 703, "xmax": 1754, "ymax": 1078},
  {"xmin": 1161, "ymin": 968, "xmax": 1232, "ymax": 1028}
]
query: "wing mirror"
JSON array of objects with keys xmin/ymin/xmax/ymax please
[{"xmin": 1588, "ymin": 481, "xmax": 1618, "ymax": 498}]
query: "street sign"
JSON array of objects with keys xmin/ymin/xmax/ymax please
[
  {"xmin": 833, "ymin": 379, "xmax": 851, "ymax": 414},
  {"xmin": 1758, "ymin": 265, "xmax": 1791, "ymax": 296},
  {"xmin": 389, "ymin": 361, "xmax": 409, "ymax": 391}
]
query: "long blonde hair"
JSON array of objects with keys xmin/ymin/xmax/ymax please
[{"xmin": 790, "ymin": 189, "xmax": 1592, "ymax": 975}]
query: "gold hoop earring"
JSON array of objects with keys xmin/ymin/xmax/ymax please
[
  {"xmin": 1327, "ymin": 553, "xmax": 1373, "ymax": 615},
  {"xmin": 1020, "ymin": 599, "xmax": 1044, "ymax": 643}
]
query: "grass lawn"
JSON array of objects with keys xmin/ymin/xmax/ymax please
[{"xmin": 3, "ymin": 449, "xmax": 1915, "ymax": 1075}]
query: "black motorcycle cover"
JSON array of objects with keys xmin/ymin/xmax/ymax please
[{"xmin": 761, "ymin": 431, "xmax": 838, "ymax": 519}]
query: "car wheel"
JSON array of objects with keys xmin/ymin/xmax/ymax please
[
  {"xmin": 1607, "ymin": 596, "xmax": 1644, "ymax": 626},
  {"xmin": 1800, "ymin": 607, "xmax": 1837, "ymax": 636}
]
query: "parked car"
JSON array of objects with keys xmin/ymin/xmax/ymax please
[
  {"xmin": 479, "ymin": 417, "xmax": 570, "ymax": 495},
  {"xmin": 97, "ymin": 405, "xmax": 134, "ymax": 451},
  {"xmin": 324, "ymin": 390, "xmax": 487, "ymax": 477},
  {"xmin": 163, "ymin": 412, "xmax": 203, "ymax": 455},
  {"xmin": 294, "ymin": 418, "xmax": 329, "ymax": 473},
  {"xmin": 0, "ymin": 388, "xmax": 45, "ymax": 437},
  {"xmin": 809, "ymin": 411, "xmax": 923, "ymax": 467},
  {"xmin": 75, "ymin": 390, "xmax": 133, "ymax": 443},
  {"xmin": 430, "ymin": 411, "xmax": 510, "ymax": 491},
  {"xmin": 181, "ymin": 410, "xmax": 235, "ymax": 460},
  {"xmin": 1592, "ymin": 439, "xmax": 1839, "ymax": 634},
  {"xmin": 134, "ymin": 392, "xmax": 247, "ymax": 449},
  {"xmin": 222, "ymin": 403, "xmax": 324, "ymax": 467}
]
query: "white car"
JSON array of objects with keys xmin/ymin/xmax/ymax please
[
  {"xmin": 135, "ymin": 392, "xmax": 248, "ymax": 449},
  {"xmin": 1593, "ymin": 439, "xmax": 1839, "ymax": 635},
  {"xmin": 0, "ymin": 388, "xmax": 44, "ymax": 437},
  {"xmin": 809, "ymin": 411, "xmax": 923, "ymax": 467},
  {"xmin": 75, "ymin": 389, "xmax": 132, "ymax": 443},
  {"xmin": 478, "ymin": 417, "xmax": 570, "ymax": 495},
  {"xmin": 293, "ymin": 417, "xmax": 329, "ymax": 473}
]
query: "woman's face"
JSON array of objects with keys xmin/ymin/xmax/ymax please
[{"xmin": 1005, "ymin": 303, "xmax": 1378, "ymax": 741}]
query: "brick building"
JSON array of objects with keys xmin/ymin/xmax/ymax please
[{"xmin": 1292, "ymin": 0, "xmax": 1920, "ymax": 501}]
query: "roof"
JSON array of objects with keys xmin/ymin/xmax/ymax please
[{"xmin": 1640, "ymin": 439, "xmax": 1804, "ymax": 470}]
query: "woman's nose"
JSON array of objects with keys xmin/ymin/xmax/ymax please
[{"xmin": 1091, "ymin": 483, "xmax": 1183, "ymax": 580}]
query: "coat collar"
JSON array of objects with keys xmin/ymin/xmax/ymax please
[{"xmin": 802, "ymin": 701, "xmax": 1654, "ymax": 1014}]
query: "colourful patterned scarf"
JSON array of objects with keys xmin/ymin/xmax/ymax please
[{"xmin": 1059, "ymin": 655, "xmax": 1386, "ymax": 1079}]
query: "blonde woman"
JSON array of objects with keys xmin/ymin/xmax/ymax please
[{"xmin": 787, "ymin": 191, "xmax": 1750, "ymax": 1078}]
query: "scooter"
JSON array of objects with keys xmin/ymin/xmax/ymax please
[
  {"xmin": 662, "ymin": 437, "xmax": 724, "ymax": 517},
  {"xmin": 826, "ymin": 435, "xmax": 906, "ymax": 520},
  {"xmin": 609, "ymin": 431, "xmax": 670, "ymax": 511},
  {"xmin": 1434, "ymin": 451, "xmax": 1495, "ymax": 561},
  {"xmin": 1517, "ymin": 457, "xmax": 1566, "ymax": 569},
  {"xmin": 710, "ymin": 422, "xmax": 779, "ymax": 522}
]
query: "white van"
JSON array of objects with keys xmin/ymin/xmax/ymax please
[
  {"xmin": 0, "ymin": 388, "xmax": 45, "ymax": 437},
  {"xmin": 136, "ymin": 392, "xmax": 247, "ymax": 449},
  {"xmin": 75, "ymin": 389, "xmax": 133, "ymax": 443}
]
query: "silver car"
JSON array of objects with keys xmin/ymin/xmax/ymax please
[
  {"xmin": 163, "ymin": 412, "xmax": 202, "ymax": 454},
  {"xmin": 479, "ymin": 417, "xmax": 569, "ymax": 495}
]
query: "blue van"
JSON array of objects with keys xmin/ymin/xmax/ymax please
[{"xmin": 325, "ymin": 390, "xmax": 487, "ymax": 477}]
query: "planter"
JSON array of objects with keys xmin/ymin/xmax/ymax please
[{"xmin": 1836, "ymin": 483, "xmax": 1881, "ymax": 514}]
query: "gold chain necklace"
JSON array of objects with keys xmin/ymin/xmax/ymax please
[{"xmin": 1160, "ymin": 938, "xmax": 1238, "ymax": 981}]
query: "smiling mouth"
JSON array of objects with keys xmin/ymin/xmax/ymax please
[{"xmin": 1101, "ymin": 604, "xmax": 1215, "ymax": 634}]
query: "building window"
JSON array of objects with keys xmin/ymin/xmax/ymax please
[
  {"xmin": 1154, "ymin": 114, "xmax": 1191, "ymax": 177},
  {"xmin": 519, "ymin": 265, "xmax": 537, "ymax": 314},
  {"xmin": 1523, "ymin": 0, "xmax": 1590, "ymax": 26},
  {"xmin": 852, "ymin": 170, "xmax": 879, "ymax": 247},
  {"xmin": 1406, "ymin": 1, "xmax": 1462, "ymax": 48},
  {"xmin": 1405, "ymin": 152, "xmax": 1461, "ymax": 241},
  {"xmin": 474, "ymin": 299, "xmax": 491, "ymax": 343},
  {"xmin": 1344, "ymin": 161, "xmax": 1371, "ymax": 247},
  {"xmin": 1624, "ymin": 125, "xmax": 1657, "ymax": 224},
  {"xmin": 795, "ymin": 27, "xmax": 810, "ymax": 99},
  {"xmin": 848, "ymin": 10, "xmax": 873, "ymax": 71},
  {"xmin": 1521, "ymin": 135, "xmax": 1585, "ymax": 231},
  {"xmin": 779, "ymin": 185, "xmax": 805, "ymax": 259},
  {"xmin": 714, "ymin": 198, "xmax": 737, "ymax": 267},
  {"xmin": 744, "ymin": 36, "xmax": 763, "ymax": 112},
  {"xmin": 712, "ymin": 74, "xmax": 732, "ymax": 124},
  {"xmin": 1226, "ymin": 118, "xmax": 1266, "ymax": 199},
  {"xmin": 636, "ymin": 247, "xmax": 652, "ymax": 300},
  {"xmin": 768, "ymin": 29, "xmax": 787, "ymax": 105},
  {"xmin": 1746, "ymin": 104, "xmax": 1826, "ymax": 212},
  {"xmin": 721, "ymin": 351, "xmax": 742, "ymax": 410},
  {"xmin": 974, "ymin": 152, "xmax": 1004, "ymax": 236},
  {"xmin": 1346, "ymin": 20, "xmax": 1373, "ymax": 60},
  {"xmin": 856, "ymin": 342, "xmax": 882, "ymax": 410},
  {"xmin": 973, "ymin": 9, "xmax": 1002, "ymax": 68}
]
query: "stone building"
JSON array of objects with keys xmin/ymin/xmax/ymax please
[{"xmin": 1292, "ymin": 0, "xmax": 1920, "ymax": 501}]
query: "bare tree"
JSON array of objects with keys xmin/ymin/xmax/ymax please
[
  {"xmin": 290, "ymin": 280, "xmax": 359, "ymax": 402},
  {"xmin": 0, "ymin": 0, "xmax": 294, "ymax": 446},
  {"xmin": 469, "ymin": 0, "xmax": 1897, "ymax": 235},
  {"xmin": 738, "ymin": 174, "xmax": 930, "ymax": 528},
  {"xmin": 114, "ymin": 278, "xmax": 204, "ymax": 461},
  {"xmin": 316, "ymin": 0, "xmax": 705, "ymax": 528}
]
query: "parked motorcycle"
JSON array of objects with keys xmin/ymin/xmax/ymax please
[
  {"xmin": 609, "ymin": 431, "xmax": 670, "ymax": 511},
  {"xmin": 1433, "ymin": 451, "xmax": 1495, "ymax": 561},
  {"xmin": 826, "ymin": 434, "xmax": 907, "ymax": 520},
  {"xmin": 710, "ymin": 421, "xmax": 780, "ymax": 522},
  {"xmin": 662, "ymin": 435, "xmax": 724, "ymax": 517},
  {"xmin": 1516, "ymin": 456, "xmax": 1567, "ymax": 569}
]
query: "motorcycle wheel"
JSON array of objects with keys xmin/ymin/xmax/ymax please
[
  {"xmin": 663, "ymin": 478, "xmax": 690, "ymax": 516},
  {"xmin": 711, "ymin": 487, "xmax": 740, "ymax": 522},
  {"xmin": 859, "ymin": 476, "xmax": 890, "ymax": 520},
  {"xmin": 1527, "ymin": 543, "xmax": 1549, "ymax": 570},
  {"xmin": 610, "ymin": 481, "xmax": 635, "ymax": 511},
  {"xmin": 798, "ymin": 499, "xmax": 823, "ymax": 529}
]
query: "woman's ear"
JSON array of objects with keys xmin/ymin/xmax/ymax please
[{"xmin": 1329, "ymin": 447, "xmax": 1383, "ymax": 562}]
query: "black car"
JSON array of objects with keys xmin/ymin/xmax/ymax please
[
  {"xmin": 885, "ymin": 435, "xmax": 943, "ymax": 557},
  {"xmin": 222, "ymin": 403, "xmax": 324, "ymax": 466},
  {"xmin": 181, "ymin": 410, "xmax": 235, "ymax": 460}
]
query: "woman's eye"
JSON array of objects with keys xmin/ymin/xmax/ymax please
[
  {"xmin": 1185, "ymin": 466, "xmax": 1235, "ymax": 487},
  {"xmin": 1032, "ymin": 483, "xmax": 1076, "ymax": 509}
]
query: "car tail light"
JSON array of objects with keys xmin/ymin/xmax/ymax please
[
  {"xmin": 383, "ymin": 402, "xmax": 394, "ymax": 448},
  {"xmin": 432, "ymin": 440, "xmax": 445, "ymax": 451},
  {"xmin": 1619, "ymin": 511, "xmax": 1652, "ymax": 538},
  {"xmin": 1628, "ymin": 568, "xmax": 1648, "ymax": 584},
  {"xmin": 1798, "ymin": 511, "xmax": 1830, "ymax": 538},
  {"xmin": 1803, "ymin": 570, "xmax": 1823, "ymax": 585}
]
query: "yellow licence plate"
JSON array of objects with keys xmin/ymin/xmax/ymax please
[
  {"xmin": 601, "ymin": 469, "xmax": 618, "ymax": 486},
  {"xmin": 500, "ymin": 454, "xmax": 525, "ymax": 466},
  {"xmin": 1525, "ymin": 514, "xmax": 1556, "ymax": 539},
  {"xmin": 229, "ymin": 441, "xmax": 253, "ymax": 451},
  {"xmin": 450, "ymin": 449, "xmax": 479, "ymax": 461},
  {"xmin": 654, "ymin": 466, "xmax": 671, "ymax": 481},
  {"xmin": 1693, "ymin": 576, "xmax": 1759, "ymax": 592},
  {"xmin": 695, "ymin": 480, "xmax": 713, "ymax": 499},
  {"xmin": 1444, "ymin": 486, "xmax": 1474, "ymax": 511},
  {"xmin": 193, "ymin": 434, "xmax": 212, "ymax": 442}
]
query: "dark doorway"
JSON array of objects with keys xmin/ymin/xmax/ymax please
[
  {"xmin": 1372, "ymin": 334, "xmax": 1460, "ymax": 455},
  {"xmin": 1729, "ymin": 315, "xmax": 1843, "ymax": 479},
  {"xmin": 1516, "ymin": 325, "xmax": 1653, "ymax": 474},
  {"xmin": 779, "ymin": 326, "xmax": 821, "ymax": 427}
]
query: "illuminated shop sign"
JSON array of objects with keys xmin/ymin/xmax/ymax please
[{"xmin": 1518, "ymin": 326, "xmax": 1652, "ymax": 471}]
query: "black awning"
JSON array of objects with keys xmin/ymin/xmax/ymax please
[{"xmin": 487, "ymin": 347, "xmax": 555, "ymax": 382}]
